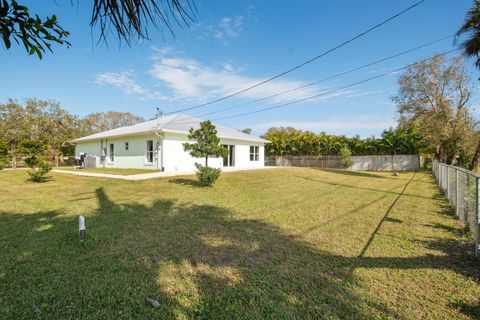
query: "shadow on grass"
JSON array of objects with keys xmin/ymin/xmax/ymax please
[
  {"xmin": 0, "ymin": 186, "xmax": 479, "ymax": 319},
  {"xmin": 358, "ymin": 173, "xmax": 416, "ymax": 257},
  {"xmin": 422, "ymin": 222, "xmax": 470, "ymax": 238},
  {"xmin": 299, "ymin": 176, "xmax": 434, "ymax": 200},
  {"xmin": 311, "ymin": 168, "xmax": 437, "ymax": 186},
  {"xmin": 318, "ymin": 168, "xmax": 392, "ymax": 179},
  {"xmin": 168, "ymin": 177, "xmax": 206, "ymax": 188},
  {"xmin": 450, "ymin": 300, "xmax": 480, "ymax": 320}
]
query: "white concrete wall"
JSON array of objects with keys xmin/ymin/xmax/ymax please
[
  {"xmin": 350, "ymin": 155, "xmax": 420, "ymax": 171},
  {"xmin": 162, "ymin": 133, "xmax": 265, "ymax": 172},
  {"xmin": 75, "ymin": 132, "xmax": 266, "ymax": 172},
  {"xmin": 161, "ymin": 132, "xmax": 222, "ymax": 172},
  {"xmin": 75, "ymin": 140, "xmax": 103, "ymax": 167},
  {"xmin": 76, "ymin": 134, "xmax": 162, "ymax": 170},
  {"xmin": 220, "ymin": 138, "xmax": 265, "ymax": 169}
]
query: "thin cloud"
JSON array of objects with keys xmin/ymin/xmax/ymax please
[
  {"xmin": 147, "ymin": 51, "xmax": 353, "ymax": 105},
  {"xmin": 94, "ymin": 49, "xmax": 364, "ymax": 107},
  {"xmin": 94, "ymin": 71, "xmax": 166, "ymax": 101},
  {"xmin": 202, "ymin": 15, "xmax": 245, "ymax": 45}
]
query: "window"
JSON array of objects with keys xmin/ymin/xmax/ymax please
[
  {"xmin": 109, "ymin": 143, "xmax": 114, "ymax": 162},
  {"xmin": 124, "ymin": 142, "xmax": 129, "ymax": 151},
  {"xmin": 250, "ymin": 146, "xmax": 259, "ymax": 161},
  {"xmin": 146, "ymin": 140, "xmax": 154, "ymax": 163}
]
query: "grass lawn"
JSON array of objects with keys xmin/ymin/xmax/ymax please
[
  {"xmin": 0, "ymin": 168, "xmax": 479, "ymax": 319},
  {"xmin": 53, "ymin": 167, "xmax": 157, "ymax": 175}
]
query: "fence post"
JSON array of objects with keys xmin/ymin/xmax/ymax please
[
  {"xmin": 456, "ymin": 169, "xmax": 459, "ymax": 217},
  {"xmin": 440, "ymin": 164, "xmax": 443, "ymax": 188},
  {"xmin": 476, "ymin": 177, "xmax": 480, "ymax": 258},
  {"xmin": 440, "ymin": 164, "xmax": 443, "ymax": 191},
  {"xmin": 446, "ymin": 166, "xmax": 450, "ymax": 199}
]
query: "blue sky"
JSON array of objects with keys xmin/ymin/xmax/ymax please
[{"xmin": 0, "ymin": 0, "xmax": 476, "ymax": 137}]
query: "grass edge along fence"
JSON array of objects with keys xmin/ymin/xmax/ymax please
[{"xmin": 432, "ymin": 161, "xmax": 480, "ymax": 258}]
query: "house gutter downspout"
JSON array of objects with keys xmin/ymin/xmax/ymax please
[{"xmin": 154, "ymin": 131, "xmax": 164, "ymax": 171}]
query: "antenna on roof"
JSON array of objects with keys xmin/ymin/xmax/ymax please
[{"xmin": 156, "ymin": 107, "xmax": 164, "ymax": 119}]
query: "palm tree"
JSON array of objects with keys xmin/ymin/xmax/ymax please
[
  {"xmin": 457, "ymin": 1, "xmax": 480, "ymax": 67},
  {"xmin": 380, "ymin": 129, "xmax": 407, "ymax": 175},
  {"xmin": 349, "ymin": 135, "xmax": 365, "ymax": 155},
  {"xmin": 364, "ymin": 136, "xmax": 380, "ymax": 155}
]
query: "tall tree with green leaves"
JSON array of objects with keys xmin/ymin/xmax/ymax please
[
  {"xmin": 0, "ymin": 98, "xmax": 83, "ymax": 166},
  {"xmin": 393, "ymin": 55, "xmax": 477, "ymax": 164},
  {"xmin": 0, "ymin": 141, "xmax": 8, "ymax": 169},
  {"xmin": 80, "ymin": 111, "xmax": 145, "ymax": 135},
  {"xmin": 0, "ymin": 99, "xmax": 30, "ymax": 167}
]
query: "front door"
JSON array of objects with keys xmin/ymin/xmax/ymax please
[{"xmin": 222, "ymin": 145, "xmax": 235, "ymax": 167}]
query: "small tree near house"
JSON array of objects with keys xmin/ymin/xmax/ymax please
[
  {"xmin": 18, "ymin": 140, "xmax": 51, "ymax": 182},
  {"xmin": 183, "ymin": 121, "xmax": 227, "ymax": 186}
]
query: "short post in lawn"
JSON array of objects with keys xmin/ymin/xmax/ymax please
[{"xmin": 79, "ymin": 215, "xmax": 86, "ymax": 242}]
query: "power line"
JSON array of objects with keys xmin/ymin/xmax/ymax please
[
  {"xmin": 168, "ymin": 48, "xmax": 458, "ymax": 126},
  {"xmin": 195, "ymin": 34, "xmax": 454, "ymax": 118},
  {"xmin": 211, "ymin": 49, "xmax": 457, "ymax": 122},
  {"xmin": 163, "ymin": 0, "xmax": 426, "ymax": 115}
]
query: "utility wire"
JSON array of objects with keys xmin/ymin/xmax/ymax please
[
  {"xmin": 168, "ymin": 48, "xmax": 458, "ymax": 126},
  {"xmin": 211, "ymin": 49, "xmax": 458, "ymax": 122},
  {"xmin": 163, "ymin": 0, "xmax": 426, "ymax": 115},
  {"xmin": 195, "ymin": 34, "xmax": 454, "ymax": 118}
]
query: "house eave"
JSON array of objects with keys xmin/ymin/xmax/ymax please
[{"xmin": 72, "ymin": 128, "xmax": 270, "ymax": 144}]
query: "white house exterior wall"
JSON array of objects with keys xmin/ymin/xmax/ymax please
[
  {"xmin": 75, "ymin": 132, "xmax": 265, "ymax": 172},
  {"xmin": 75, "ymin": 134, "xmax": 163, "ymax": 170},
  {"xmin": 219, "ymin": 138, "xmax": 265, "ymax": 169},
  {"xmin": 161, "ymin": 132, "xmax": 222, "ymax": 171}
]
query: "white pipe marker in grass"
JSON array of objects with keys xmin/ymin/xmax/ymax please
[{"xmin": 79, "ymin": 215, "xmax": 86, "ymax": 241}]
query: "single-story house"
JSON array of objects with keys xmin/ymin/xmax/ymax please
[{"xmin": 72, "ymin": 114, "xmax": 269, "ymax": 172}]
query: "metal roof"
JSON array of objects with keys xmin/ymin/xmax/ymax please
[{"xmin": 72, "ymin": 114, "xmax": 269, "ymax": 143}]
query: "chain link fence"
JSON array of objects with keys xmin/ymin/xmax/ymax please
[{"xmin": 432, "ymin": 161, "xmax": 480, "ymax": 258}]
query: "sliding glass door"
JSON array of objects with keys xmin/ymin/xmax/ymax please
[{"xmin": 222, "ymin": 145, "xmax": 235, "ymax": 167}]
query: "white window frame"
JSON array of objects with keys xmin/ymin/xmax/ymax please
[
  {"xmin": 249, "ymin": 146, "xmax": 259, "ymax": 161},
  {"xmin": 145, "ymin": 140, "xmax": 154, "ymax": 164},
  {"xmin": 124, "ymin": 142, "xmax": 129, "ymax": 151},
  {"xmin": 108, "ymin": 143, "xmax": 115, "ymax": 163}
]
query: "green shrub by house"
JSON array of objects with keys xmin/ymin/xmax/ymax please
[{"xmin": 183, "ymin": 121, "xmax": 227, "ymax": 186}]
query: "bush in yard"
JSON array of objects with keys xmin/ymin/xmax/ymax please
[
  {"xmin": 26, "ymin": 160, "xmax": 51, "ymax": 182},
  {"xmin": 340, "ymin": 146, "xmax": 354, "ymax": 169},
  {"xmin": 195, "ymin": 163, "xmax": 222, "ymax": 186},
  {"xmin": 18, "ymin": 140, "xmax": 51, "ymax": 182},
  {"xmin": 183, "ymin": 120, "xmax": 227, "ymax": 186}
]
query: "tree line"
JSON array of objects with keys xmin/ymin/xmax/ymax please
[
  {"xmin": 264, "ymin": 55, "xmax": 480, "ymax": 171},
  {"xmin": 263, "ymin": 127, "xmax": 421, "ymax": 157},
  {"xmin": 0, "ymin": 98, "xmax": 144, "ymax": 167}
]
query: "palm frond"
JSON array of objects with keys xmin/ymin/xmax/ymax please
[{"xmin": 90, "ymin": 0, "xmax": 197, "ymax": 46}]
